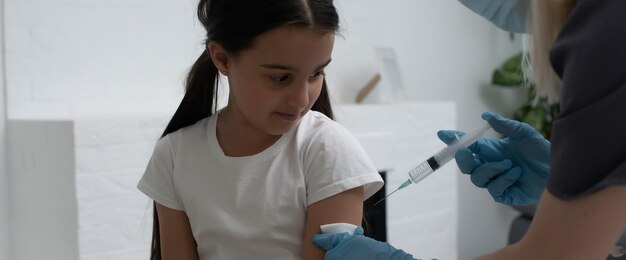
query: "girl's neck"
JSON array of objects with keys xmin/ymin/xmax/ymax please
[{"xmin": 216, "ymin": 107, "xmax": 281, "ymax": 157}]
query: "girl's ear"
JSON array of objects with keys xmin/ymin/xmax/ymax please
[{"xmin": 207, "ymin": 41, "xmax": 230, "ymax": 75}]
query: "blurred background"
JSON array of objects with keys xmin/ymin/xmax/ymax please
[{"xmin": 0, "ymin": 0, "xmax": 535, "ymax": 259}]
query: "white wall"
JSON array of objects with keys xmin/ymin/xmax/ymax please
[
  {"xmin": 4, "ymin": 0, "xmax": 198, "ymax": 119},
  {"xmin": 3, "ymin": 0, "xmax": 521, "ymax": 259},
  {"xmin": 1, "ymin": 0, "xmax": 11, "ymax": 258}
]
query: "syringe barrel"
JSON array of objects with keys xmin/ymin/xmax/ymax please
[
  {"xmin": 408, "ymin": 160, "xmax": 435, "ymax": 183},
  {"xmin": 433, "ymin": 122, "xmax": 491, "ymax": 167}
]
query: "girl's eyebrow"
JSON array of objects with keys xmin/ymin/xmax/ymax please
[{"xmin": 260, "ymin": 59, "xmax": 332, "ymax": 72}]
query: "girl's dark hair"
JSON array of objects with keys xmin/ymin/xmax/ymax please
[{"xmin": 150, "ymin": 0, "xmax": 339, "ymax": 259}]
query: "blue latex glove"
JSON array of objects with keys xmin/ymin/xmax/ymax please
[
  {"xmin": 437, "ymin": 112, "xmax": 550, "ymax": 205},
  {"xmin": 313, "ymin": 227, "xmax": 415, "ymax": 260}
]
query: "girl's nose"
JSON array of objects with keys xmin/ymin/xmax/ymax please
[{"xmin": 287, "ymin": 81, "xmax": 310, "ymax": 108}]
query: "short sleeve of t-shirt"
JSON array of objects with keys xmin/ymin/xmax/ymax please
[
  {"xmin": 137, "ymin": 135, "xmax": 184, "ymax": 210},
  {"xmin": 547, "ymin": 0, "xmax": 626, "ymax": 200},
  {"xmin": 303, "ymin": 119, "xmax": 384, "ymax": 206}
]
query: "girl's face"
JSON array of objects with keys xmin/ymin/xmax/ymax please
[{"xmin": 222, "ymin": 25, "xmax": 335, "ymax": 136}]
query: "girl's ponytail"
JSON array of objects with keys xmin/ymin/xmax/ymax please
[
  {"xmin": 151, "ymin": 49, "xmax": 219, "ymax": 260},
  {"xmin": 161, "ymin": 49, "xmax": 219, "ymax": 138}
]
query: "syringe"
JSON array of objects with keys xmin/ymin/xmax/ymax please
[{"xmin": 372, "ymin": 122, "xmax": 492, "ymax": 207}]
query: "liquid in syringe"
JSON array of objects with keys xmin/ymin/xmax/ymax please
[{"xmin": 373, "ymin": 123, "xmax": 492, "ymax": 206}]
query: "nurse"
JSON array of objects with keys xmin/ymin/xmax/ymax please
[{"xmin": 313, "ymin": 0, "xmax": 626, "ymax": 259}]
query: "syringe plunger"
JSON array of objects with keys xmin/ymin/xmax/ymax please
[{"xmin": 408, "ymin": 122, "xmax": 492, "ymax": 184}]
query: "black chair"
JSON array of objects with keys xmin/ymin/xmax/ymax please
[{"xmin": 363, "ymin": 171, "xmax": 387, "ymax": 242}]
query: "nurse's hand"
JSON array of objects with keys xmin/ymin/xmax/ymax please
[
  {"xmin": 313, "ymin": 227, "xmax": 415, "ymax": 260},
  {"xmin": 438, "ymin": 112, "xmax": 550, "ymax": 205}
]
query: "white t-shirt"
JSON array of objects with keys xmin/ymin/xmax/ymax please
[{"xmin": 137, "ymin": 111, "xmax": 383, "ymax": 259}]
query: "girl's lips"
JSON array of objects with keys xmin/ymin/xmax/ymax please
[{"xmin": 275, "ymin": 112, "xmax": 299, "ymax": 121}]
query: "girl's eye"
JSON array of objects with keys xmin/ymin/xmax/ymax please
[
  {"xmin": 310, "ymin": 70, "xmax": 326, "ymax": 79},
  {"xmin": 271, "ymin": 75, "xmax": 290, "ymax": 83}
]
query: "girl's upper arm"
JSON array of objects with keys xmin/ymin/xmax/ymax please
[
  {"xmin": 302, "ymin": 186, "xmax": 364, "ymax": 260},
  {"xmin": 155, "ymin": 202, "xmax": 200, "ymax": 260}
]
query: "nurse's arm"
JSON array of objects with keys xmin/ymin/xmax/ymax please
[{"xmin": 478, "ymin": 185, "xmax": 626, "ymax": 260}]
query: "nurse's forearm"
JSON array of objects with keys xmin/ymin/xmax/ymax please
[{"xmin": 477, "ymin": 186, "xmax": 626, "ymax": 260}]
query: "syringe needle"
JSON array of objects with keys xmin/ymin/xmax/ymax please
[
  {"xmin": 372, "ymin": 187, "xmax": 401, "ymax": 207},
  {"xmin": 372, "ymin": 179, "xmax": 412, "ymax": 207}
]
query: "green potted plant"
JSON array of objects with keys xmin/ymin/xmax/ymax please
[{"xmin": 491, "ymin": 52, "xmax": 559, "ymax": 139}]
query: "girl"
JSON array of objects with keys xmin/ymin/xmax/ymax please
[{"xmin": 137, "ymin": 0, "xmax": 384, "ymax": 259}]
